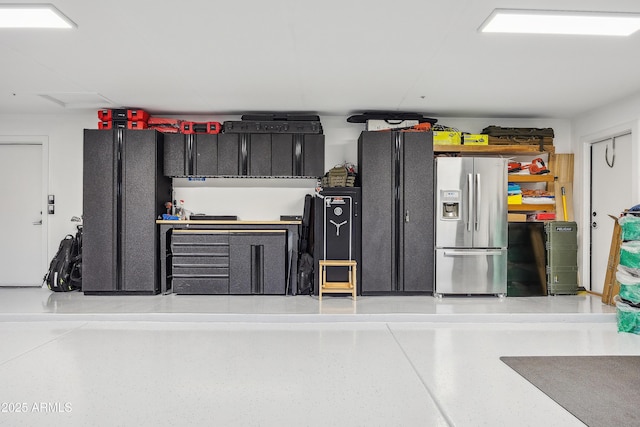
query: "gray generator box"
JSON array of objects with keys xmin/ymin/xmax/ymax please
[{"xmin": 545, "ymin": 221, "xmax": 578, "ymax": 295}]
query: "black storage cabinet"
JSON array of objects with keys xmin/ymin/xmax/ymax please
[
  {"xmin": 229, "ymin": 232, "xmax": 287, "ymax": 294},
  {"xmin": 358, "ymin": 131, "xmax": 434, "ymax": 294},
  {"xmin": 164, "ymin": 133, "xmax": 219, "ymax": 176},
  {"xmin": 313, "ymin": 187, "xmax": 362, "ymax": 295},
  {"xmin": 83, "ymin": 129, "xmax": 171, "ymax": 294},
  {"xmin": 204, "ymin": 133, "xmax": 324, "ymax": 177},
  {"xmin": 170, "ymin": 230, "xmax": 286, "ymax": 295}
]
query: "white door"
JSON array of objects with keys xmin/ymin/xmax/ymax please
[
  {"xmin": 0, "ymin": 143, "xmax": 45, "ymax": 286},
  {"xmin": 590, "ymin": 133, "xmax": 633, "ymax": 294}
]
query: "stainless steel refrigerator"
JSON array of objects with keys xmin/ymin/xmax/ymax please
[{"xmin": 434, "ymin": 157, "xmax": 508, "ymax": 296}]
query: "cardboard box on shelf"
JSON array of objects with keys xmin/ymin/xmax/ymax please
[
  {"xmin": 463, "ymin": 134, "xmax": 489, "ymax": 145},
  {"xmin": 433, "ymin": 131, "xmax": 462, "ymax": 145}
]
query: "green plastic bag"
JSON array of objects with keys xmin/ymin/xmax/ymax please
[
  {"xmin": 619, "ymin": 241, "xmax": 640, "ymax": 269},
  {"xmin": 616, "ymin": 267, "xmax": 640, "ymax": 304},
  {"xmin": 616, "ymin": 296, "xmax": 640, "ymax": 334},
  {"xmin": 619, "ymin": 215, "xmax": 640, "ymax": 241}
]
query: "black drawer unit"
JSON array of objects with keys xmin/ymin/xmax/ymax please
[
  {"xmin": 171, "ymin": 231, "xmax": 231, "ymax": 294},
  {"xmin": 172, "ymin": 278, "xmax": 230, "ymax": 295},
  {"xmin": 169, "ymin": 230, "xmax": 286, "ymax": 295}
]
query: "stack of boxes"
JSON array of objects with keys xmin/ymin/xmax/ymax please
[
  {"xmin": 615, "ymin": 214, "xmax": 640, "ymax": 334},
  {"xmin": 431, "ymin": 126, "xmax": 488, "ymax": 146},
  {"xmin": 544, "ymin": 221, "xmax": 579, "ymax": 295},
  {"xmin": 98, "ymin": 109, "xmax": 149, "ymax": 130}
]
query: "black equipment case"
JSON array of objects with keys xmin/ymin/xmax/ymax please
[
  {"xmin": 223, "ymin": 113, "xmax": 323, "ymax": 134},
  {"xmin": 223, "ymin": 121, "xmax": 322, "ymax": 134}
]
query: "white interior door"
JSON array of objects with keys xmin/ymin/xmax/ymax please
[
  {"xmin": 590, "ymin": 133, "xmax": 633, "ymax": 294},
  {"xmin": 0, "ymin": 143, "xmax": 45, "ymax": 286}
]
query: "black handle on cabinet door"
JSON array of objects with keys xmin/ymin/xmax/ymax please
[{"xmin": 251, "ymin": 245, "xmax": 264, "ymax": 294}]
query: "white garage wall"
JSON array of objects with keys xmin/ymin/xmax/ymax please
[
  {"xmin": 572, "ymin": 93, "xmax": 640, "ymax": 290},
  {"xmin": 0, "ymin": 113, "xmax": 94, "ymax": 264},
  {"xmin": 0, "ymin": 112, "xmax": 570, "ymax": 275}
]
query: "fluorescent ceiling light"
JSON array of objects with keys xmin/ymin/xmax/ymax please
[
  {"xmin": 0, "ymin": 4, "xmax": 77, "ymax": 28},
  {"xmin": 479, "ymin": 9, "xmax": 640, "ymax": 36}
]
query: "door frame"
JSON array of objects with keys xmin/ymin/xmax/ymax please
[
  {"xmin": 0, "ymin": 136, "xmax": 49, "ymax": 281},
  {"xmin": 581, "ymin": 121, "xmax": 639, "ymax": 291}
]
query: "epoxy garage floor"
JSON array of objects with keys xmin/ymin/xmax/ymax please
[{"xmin": 0, "ymin": 287, "xmax": 636, "ymax": 427}]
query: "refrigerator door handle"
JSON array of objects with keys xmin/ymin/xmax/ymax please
[
  {"xmin": 443, "ymin": 249, "xmax": 504, "ymax": 256},
  {"xmin": 467, "ymin": 173, "xmax": 473, "ymax": 232},
  {"xmin": 475, "ymin": 173, "xmax": 481, "ymax": 231}
]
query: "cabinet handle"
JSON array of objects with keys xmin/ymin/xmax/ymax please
[{"xmin": 467, "ymin": 174, "xmax": 473, "ymax": 232}]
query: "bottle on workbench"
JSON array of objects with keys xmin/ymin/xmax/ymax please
[{"xmin": 174, "ymin": 199, "xmax": 187, "ymax": 220}]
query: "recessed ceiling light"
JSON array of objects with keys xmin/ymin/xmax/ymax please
[
  {"xmin": 0, "ymin": 4, "xmax": 77, "ymax": 29},
  {"xmin": 479, "ymin": 9, "xmax": 640, "ymax": 36}
]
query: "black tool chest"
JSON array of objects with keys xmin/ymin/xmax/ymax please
[{"xmin": 170, "ymin": 230, "xmax": 286, "ymax": 295}]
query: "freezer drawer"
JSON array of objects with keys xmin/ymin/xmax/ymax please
[{"xmin": 435, "ymin": 249, "xmax": 507, "ymax": 295}]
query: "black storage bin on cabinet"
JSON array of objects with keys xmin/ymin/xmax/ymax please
[{"xmin": 83, "ymin": 129, "xmax": 171, "ymax": 294}]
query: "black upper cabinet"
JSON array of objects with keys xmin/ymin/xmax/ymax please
[
  {"xmin": 163, "ymin": 134, "xmax": 220, "ymax": 177},
  {"xmin": 248, "ymin": 134, "xmax": 272, "ymax": 176},
  {"xmin": 217, "ymin": 134, "xmax": 242, "ymax": 176},
  {"xmin": 271, "ymin": 134, "xmax": 294, "ymax": 176},
  {"xmin": 164, "ymin": 133, "xmax": 186, "ymax": 177},
  {"xmin": 194, "ymin": 134, "xmax": 218, "ymax": 176},
  {"xmin": 164, "ymin": 132, "xmax": 324, "ymax": 178},
  {"xmin": 302, "ymin": 134, "xmax": 325, "ymax": 177}
]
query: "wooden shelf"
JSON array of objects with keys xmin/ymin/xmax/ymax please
[
  {"xmin": 507, "ymin": 174, "xmax": 555, "ymax": 183},
  {"xmin": 508, "ymin": 204, "xmax": 556, "ymax": 211},
  {"xmin": 434, "ymin": 144, "xmax": 555, "ymax": 154}
]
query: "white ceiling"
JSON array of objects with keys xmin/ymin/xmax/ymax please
[{"xmin": 2, "ymin": 0, "xmax": 640, "ymax": 119}]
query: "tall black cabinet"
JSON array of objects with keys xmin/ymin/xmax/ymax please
[
  {"xmin": 357, "ymin": 131, "xmax": 434, "ymax": 294},
  {"xmin": 83, "ymin": 129, "xmax": 171, "ymax": 294}
]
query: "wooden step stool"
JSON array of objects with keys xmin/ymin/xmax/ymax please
[{"xmin": 318, "ymin": 260, "xmax": 357, "ymax": 300}]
